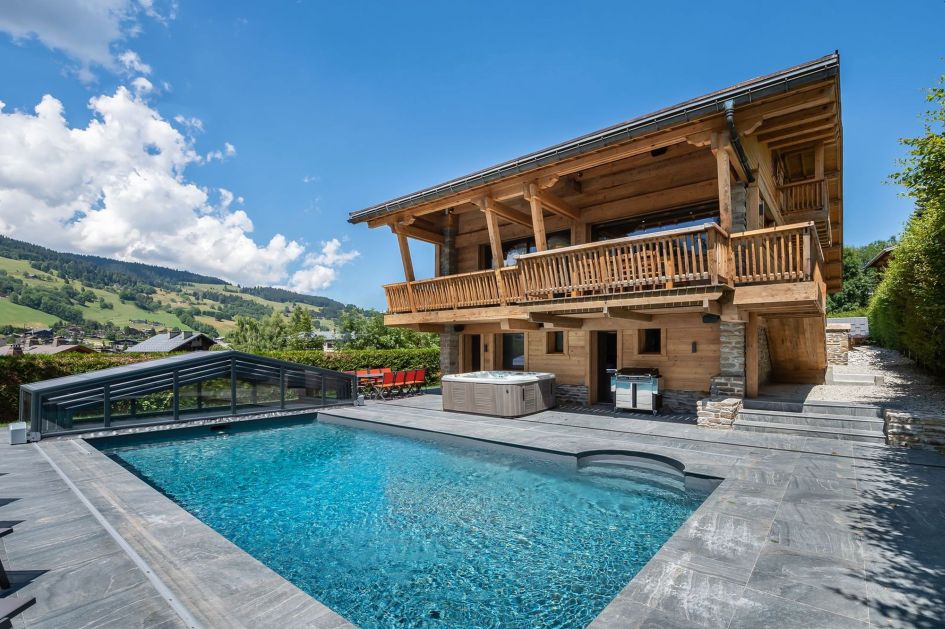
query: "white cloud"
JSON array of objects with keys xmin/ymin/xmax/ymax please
[
  {"xmin": 0, "ymin": 0, "xmax": 169, "ymax": 82},
  {"xmin": 117, "ymin": 49, "xmax": 151, "ymax": 74},
  {"xmin": 173, "ymin": 114, "xmax": 203, "ymax": 134},
  {"xmin": 0, "ymin": 87, "xmax": 355, "ymax": 292},
  {"xmin": 289, "ymin": 240, "xmax": 360, "ymax": 293},
  {"xmin": 131, "ymin": 76, "xmax": 153, "ymax": 95},
  {"xmin": 302, "ymin": 174, "xmax": 319, "ymax": 184}
]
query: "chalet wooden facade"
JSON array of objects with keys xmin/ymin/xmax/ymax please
[{"xmin": 349, "ymin": 54, "xmax": 843, "ymax": 410}]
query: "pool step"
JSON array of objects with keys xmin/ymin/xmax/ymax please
[{"xmin": 735, "ymin": 400, "xmax": 887, "ymax": 444}]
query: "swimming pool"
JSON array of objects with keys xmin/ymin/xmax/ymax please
[{"xmin": 96, "ymin": 418, "xmax": 710, "ymax": 628}]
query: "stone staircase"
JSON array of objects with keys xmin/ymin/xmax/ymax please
[{"xmin": 734, "ymin": 398, "xmax": 886, "ymax": 444}]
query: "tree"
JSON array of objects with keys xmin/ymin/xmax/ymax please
[
  {"xmin": 287, "ymin": 305, "xmax": 323, "ymax": 350},
  {"xmin": 337, "ymin": 309, "xmax": 439, "ymax": 350},
  {"xmin": 826, "ymin": 239, "xmax": 895, "ymax": 315},
  {"xmin": 228, "ymin": 314, "xmax": 291, "ymax": 352},
  {"xmin": 869, "ymin": 71, "xmax": 945, "ymax": 373}
]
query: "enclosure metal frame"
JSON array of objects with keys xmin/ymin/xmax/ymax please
[{"xmin": 19, "ymin": 350, "xmax": 357, "ymax": 439}]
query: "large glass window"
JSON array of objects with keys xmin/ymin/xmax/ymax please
[
  {"xmin": 591, "ymin": 204, "xmax": 718, "ymax": 242},
  {"xmin": 501, "ymin": 333, "xmax": 525, "ymax": 371},
  {"xmin": 481, "ymin": 230, "xmax": 571, "ymax": 268}
]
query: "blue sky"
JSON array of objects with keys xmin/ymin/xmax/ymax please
[{"xmin": 0, "ymin": 1, "xmax": 941, "ymax": 309}]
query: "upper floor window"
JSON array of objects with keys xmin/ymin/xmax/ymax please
[
  {"xmin": 480, "ymin": 230, "xmax": 570, "ymax": 269},
  {"xmin": 591, "ymin": 203, "xmax": 718, "ymax": 242}
]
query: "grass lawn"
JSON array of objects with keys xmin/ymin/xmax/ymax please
[{"xmin": 0, "ymin": 298, "xmax": 60, "ymax": 327}]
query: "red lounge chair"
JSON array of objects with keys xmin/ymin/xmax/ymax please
[
  {"xmin": 393, "ymin": 370, "xmax": 407, "ymax": 397},
  {"xmin": 376, "ymin": 371, "xmax": 396, "ymax": 400},
  {"xmin": 402, "ymin": 369, "xmax": 417, "ymax": 395},
  {"xmin": 414, "ymin": 368, "xmax": 427, "ymax": 394}
]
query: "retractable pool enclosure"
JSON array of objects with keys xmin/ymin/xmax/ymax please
[{"xmin": 19, "ymin": 350, "xmax": 357, "ymax": 439}]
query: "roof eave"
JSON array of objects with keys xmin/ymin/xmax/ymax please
[{"xmin": 348, "ymin": 52, "xmax": 841, "ymax": 225}]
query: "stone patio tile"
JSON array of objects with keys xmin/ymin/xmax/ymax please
[
  {"xmin": 746, "ymin": 544, "xmax": 870, "ymax": 622},
  {"xmin": 589, "ymin": 597, "xmax": 700, "ymax": 628},
  {"xmin": 767, "ymin": 519, "xmax": 865, "ymax": 564},
  {"xmin": 704, "ymin": 479, "xmax": 784, "ymax": 520},
  {"xmin": 728, "ymin": 587, "xmax": 867, "ymax": 628},
  {"xmin": 623, "ymin": 558, "xmax": 744, "ymax": 627},
  {"xmin": 659, "ymin": 509, "xmax": 771, "ymax": 583}
]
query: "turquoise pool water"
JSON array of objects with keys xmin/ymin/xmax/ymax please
[{"xmin": 98, "ymin": 418, "xmax": 709, "ymax": 628}]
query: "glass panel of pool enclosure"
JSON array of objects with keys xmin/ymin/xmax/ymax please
[{"xmin": 18, "ymin": 350, "xmax": 357, "ymax": 439}]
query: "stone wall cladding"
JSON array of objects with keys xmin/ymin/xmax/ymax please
[
  {"xmin": 758, "ymin": 325, "xmax": 773, "ymax": 385},
  {"xmin": 826, "ymin": 323, "xmax": 851, "ymax": 365},
  {"xmin": 662, "ymin": 389, "xmax": 703, "ymax": 414},
  {"xmin": 885, "ymin": 410, "xmax": 945, "ymax": 453},
  {"xmin": 439, "ymin": 331, "xmax": 460, "ymax": 377},
  {"xmin": 555, "ymin": 384, "xmax": 588, "ymax": 405},
  {"xmin": 710, "ymin": 375, "xmax": 745, "ymax": 398},
  {"xmin": 719, "ymin": 322, "xmax": 746, "ymax": 377},
  {"xmin": 697, "ymin": 396, "xmax": 742, "ymax": 428}
]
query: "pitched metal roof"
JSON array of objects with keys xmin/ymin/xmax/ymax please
[
  {"xmin": 21, "ymin": 351, "xmax": 221, "ymax": 393},
  {"xmin": 20, "ymin": 349, "xmax": 349, "ymax": 394},
  {"xmin": 125, "ymin": 332, "xmax": 216, "ymax": 353},
  {"xmin": 348, "ymin": 52, "xmax": 841, "ymax": 224}
]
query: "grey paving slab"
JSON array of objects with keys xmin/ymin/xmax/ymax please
[
  {"xmin": 4, "ymin": 393, "xmax": 945, "ymax": 628},
  {"xmin": 728, "ymin": 587, "xmax": 868, "ymax": 628}
]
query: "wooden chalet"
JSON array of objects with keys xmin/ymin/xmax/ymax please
[{"xmin": 348, "ymin": 54, "xmax": 843, "ymax": 410}]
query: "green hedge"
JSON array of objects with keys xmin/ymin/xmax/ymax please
[{"xmin": 0, "ymin": 348, "xmax": 441, "ymax": 423}]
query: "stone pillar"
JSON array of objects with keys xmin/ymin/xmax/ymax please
[
  {"xmin": 710, "ymin": 321, "xmax": 746, "ymax": 397},
  {"xmin": 440, "ymin": 328, "xmax": 460, "ymax": 377},
  {"xmin": 730, "ymin": 182, "xmax": 748, "ymax": 233},
  {"xmin": 438, "ymin": 210, "xmax": 460, "ymax": 376},
  {"xmin": 697, "ymin": 397, "xmax": 742, "ymax": 428},
  {"xmin": 826, "ymin": 323, "xmax": 850, "ymax": 365}
]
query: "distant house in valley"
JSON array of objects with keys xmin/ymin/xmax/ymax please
[
  {"xmin": 125, "ymin": 331, "xmax": 217, "ymax": 353},
  {"xmin": 863, "ymin": 246, "xmax": 894, "ymax": 272},
  {"xmin": 0, "ymin": 337, "xmax": 96, "ymax": 356}
]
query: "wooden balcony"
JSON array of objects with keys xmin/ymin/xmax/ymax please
[
  {"xmin": 779, "ymin": 178, "xmax": 831, "ymax": 247},
  {"xmin": 383, "ymin": 222, "xmax": 825, "ymax": 320}
]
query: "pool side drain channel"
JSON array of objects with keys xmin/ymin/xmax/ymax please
[{"xmin": 34, "ymin": 443, "xmax": 204, "ymax": 629}]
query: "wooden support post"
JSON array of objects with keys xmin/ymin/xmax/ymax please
[
  {"xmin": 746, "ymin": 312, "xmax": 759, "ymax": 398},
  {"xmin": 394, "ymin": 228, "xmax": 417, "ymax": 312},
  {"xmin": 526, "ymin": 182, "xmax": 548, "ymax": 252},
  {"xmin": 715, "ymin": 133, "xmax": 733, "ymax": 232},
  {"xmin": 483, "ymin": 203, "xmax": 505, "ymax": 269},
  {"xmin": 814, "ymin": 143, "xmax": 825, "ymax": 180},
  {"xmin": 395, "ymin": 230, "xmax": 415, "ymax": 282},
  {"xmin": 746, "ymin": 181, "xmax": 761, "ymax": 231}
]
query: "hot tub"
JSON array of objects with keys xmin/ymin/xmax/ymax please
[{"xmin": 442, "ymin": 371, "xmax": 556, "ymax": 417}]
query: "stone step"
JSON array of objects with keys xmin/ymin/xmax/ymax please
[
  {"xmin": 737, "ymin": 408, "xmax": 885, "ymax": 431},
  {"xmin": 743, "ymin": 398, "xmax": 884, "ymax": 419},
  {"xmin": 733, "ymin": 419, "xmax": 887, "ymax": 444},
  {"xmin": 825, "ymin": 368, "xmax": 885, "ymax": 386}
]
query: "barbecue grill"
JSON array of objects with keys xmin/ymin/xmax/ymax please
[{"xmin": 608, "ymin": 367, "xmax": 662, "ymax": 414}]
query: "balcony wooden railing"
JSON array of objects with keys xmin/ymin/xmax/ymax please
[
  {"xmin": 731, "ymin": 222, "xmax": 824, "ymax": 291},
  {"xmin": 780, "ymin": 178, "xmax": 827, "ymax": 216},
  {"xmin": 515, "ymin": 224, "xmax": 731, "ymax": 301},
  {"xmin": 384, "ymin": 222, "xmax": 823, "ymax": 315}
]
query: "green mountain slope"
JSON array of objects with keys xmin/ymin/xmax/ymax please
[{"xmin": 0, "ymin": 236, "xmax": 361, "ymax": 337}]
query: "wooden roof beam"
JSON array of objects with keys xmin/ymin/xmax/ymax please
[
  {"xmin": 603, "ymin": 306, "xmax": 652, "ymax": 322},
  {"xmin": 476, "ymin": 197, "xmax": 533, "ymax": 229},
  {"xmin": 501, "ymin": 318, "xmax": 541, "ymax": 331},
  {"xmin": 525, "ymin": 184, "xmax": 580, "ymax": 222},
  {"xmin": 391, "ymin": 223, "xmax": 444, "ymax": 245},
  {"xmin": 758, "ymin": 122, "xmax": 837, "ymax": 145},
  {"xmin": 769, "ymin": 131, "xmax": 839, "ymax": 151},
  {"xmin": 528, "ymin": 313, "xmax": 583, "ymax": 328}
]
